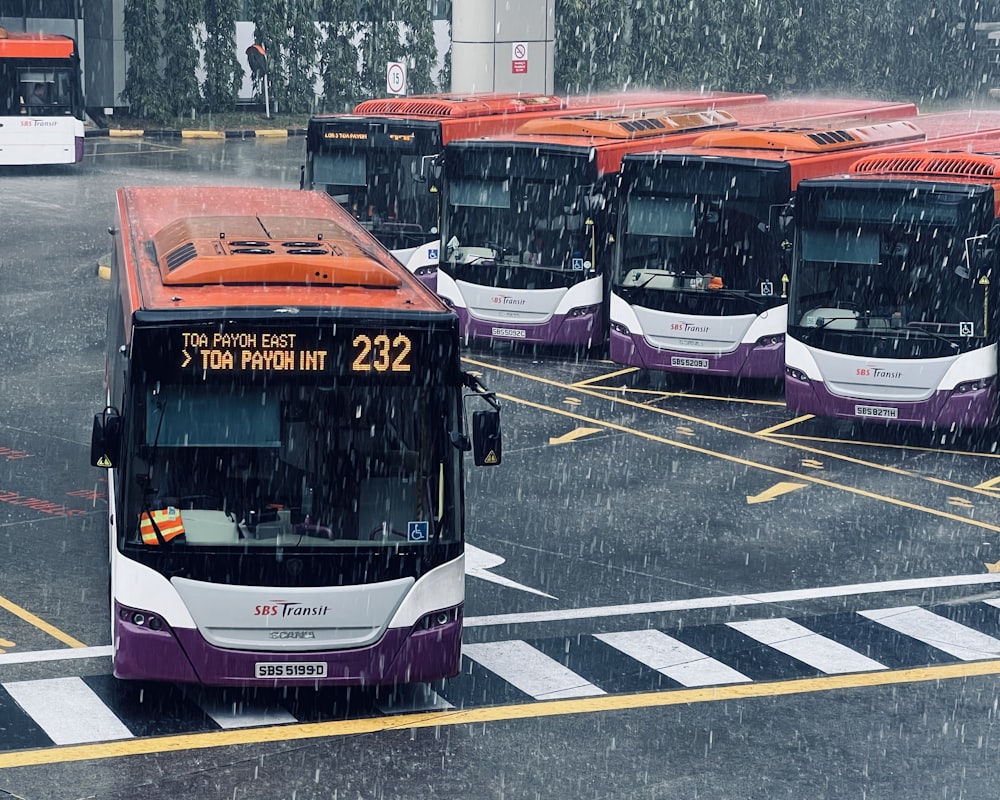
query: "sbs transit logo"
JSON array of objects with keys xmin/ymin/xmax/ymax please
[
  {"xmin": 670, "ymin": 322, "xmax": 710, "ymax": 333},
  {"xmin": 254, "ymin": 601, "xmax": 331, "ymax": 618},
  {"xmin": 855, "ymin": 366, "xmax": 903, "ymax": 380},
  {"xmin": 491, "ymin": 295, "xmax": 526, "ymax": 306}
]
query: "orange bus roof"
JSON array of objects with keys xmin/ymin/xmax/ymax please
[
  {"xmin": 449, "ymin": 101, "xmax": 924, "ymax": 177},
  {"xmin": 354, "ymin": 93, "xmax": 565, "ymax": 117},
  {"xmin": 351, "ymin": 90, "xmax": 769, "ymax": 120},
  {"xmin": 0, "ymin": 29, "xmax": 76, "ymax": 59},
  {"xmin": 690, "ymin": 120, "xmax": 926, "ymax": 152},
  {"xmin": 117, "ymin": 187, "xmax": 445, "ymax": 315}
]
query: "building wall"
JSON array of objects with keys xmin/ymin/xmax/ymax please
[{"xmin": 5, "ymin": 2, "xmax": 550, "ymax": 110}]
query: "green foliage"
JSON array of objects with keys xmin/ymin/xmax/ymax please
[
  {"xmin": 161, "ymin": 0, "xmax": 202, "ymax": 115},
  {"xmin": 399, "ymin": 0, "xmax": 440, "ymax": 94},
  {"xmin": 203, "ymin": 0, "xmax": 243, "ymax": 111},
  {"xmin": 317, "ymin": 0, "xmax": 365, "ymax": 109},
  {"xmin": 357, "ymin": 0, "xmax": 403, "ymax": 97},
  {"xmin": 120, "ymin": 0, "xmax": 168, "ymax": 120},
  {"xmin": 286, "ymin": 0, "xmax": 321, "ymax": 111}
]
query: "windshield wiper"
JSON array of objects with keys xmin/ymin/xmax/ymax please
[{"xmin": 904, "ymin": 323, "xmax": 961, "ymax": 351}]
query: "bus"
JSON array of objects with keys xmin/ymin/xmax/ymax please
[
  {"xmin": 435, "ymin": 99, "xmax": 920, "ymax": 350},
  {"xmin": 0, "ymin": 26, "xmax": 85, "ymax": 165},
  {"xmin": 90, "ymin": 186, "xmax": 502, "ymax": 687},
  {"xmin": 609, "ymin": 109, "xmax": 1000, "ymax": 380},
  {"xmin": 302, "ymin": 90, "xmax": 769, "ymax": 278},
  {"xmin": 785, "ymin": 144, "xmax": 1000, "ymax": 431}
]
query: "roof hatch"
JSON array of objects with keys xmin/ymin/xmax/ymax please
[
  {"xmin": 514, "ymin": 109, "xmax": 738, "ymax": 140},
  {"xmin": 151, "ymin": 216, "xmax": 402, "ymax": 288},
  {"xmin": 691, "ymin": 120, "xmax": 925, "ymax": 152}
]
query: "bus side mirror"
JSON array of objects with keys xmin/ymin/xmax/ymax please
[
  {"xmin": 91, "ymin": 407, "xmax": 122, "ymax": 468},
  {"xmin": 472, "ymin": 409, "xmax": 502, "ymax": 466}
]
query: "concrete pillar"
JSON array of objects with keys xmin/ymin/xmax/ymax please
[
  {"xmin": 451, "ymin": 0, "xmax": 555, "ymax": 94},
  {"xmin": 81, "ymin": 0, "xmax": 126, "ymax": 111}
]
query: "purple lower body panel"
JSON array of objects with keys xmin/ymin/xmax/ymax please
[
  {"xmin": 113, "ymin": 601, "xmax": 463, "ymax": 687},
  {"xmin": 456, "ymin": 307, "xmax": 600, "ymax": 348},
  {"xmin": 610, "ymin": 329, "xmax": 784, "ymax": 380},
  {"xmin": 785, "ymin": 377, "xmax": 997, "ymax": 429}
]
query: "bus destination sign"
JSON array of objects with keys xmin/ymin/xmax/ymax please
[{"xmin": 177, "ymin": 329, "xmax": 414, "ymax": 374}]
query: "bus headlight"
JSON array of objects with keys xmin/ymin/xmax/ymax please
[
  {"xmin": 756, "ymin": 334, "xmax": 784, "ymax": 347},
  {"xmin": 120, "ymin": 606, "xmax": 164, "ymax": 631},
  {"xmin": 956, "ymin": 377, "xmax": 993, "ymax": 393},
  {"xmin": 567, "ymin": 304, "xmax": 600, "ymax": 318},
  {"xmin": 417, "ymin": 605, "xmax": 461, "ymax": 630},
  {"xmin": 785, "ymin": 366, "xmax": 810, "ymax": 383},
  {"xmin": 611, "ymin": 322, "xmax": 630, "ymax": 335}
]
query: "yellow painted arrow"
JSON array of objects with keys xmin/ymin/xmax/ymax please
[
  {"xmin": 548, "ymin": 427, "xmax": 603, "ymax": 445},
  {"xmin": 746, "ymin": 481, "xmax": 808, "ymax": 505}
]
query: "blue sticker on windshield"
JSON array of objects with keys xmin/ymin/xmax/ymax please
[{"xmin": 408, "ymin": 521, "xmax": 429, "ymax": 542}]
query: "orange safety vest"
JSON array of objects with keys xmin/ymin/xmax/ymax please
[{"xmin": 139, "ymin": 508, "xmax": 185, "ymax": 545}]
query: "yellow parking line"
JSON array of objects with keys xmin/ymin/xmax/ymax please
[{"xmin": 0, "ymin": 595, "xmax": 86, "ymax": 649}]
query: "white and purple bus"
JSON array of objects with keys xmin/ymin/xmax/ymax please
[
  {"xmin": 91, "ymin": 185, "xmax": 501, "ymax": 687},
  {"xmin": 0, "ymin": 26, "xmax": 84, "ymax": 165},
  {"xmin": 609, "ymin": 109, "xmax": 1000, "ymax": 381},
  {"xmin": 786, "ymin": 146, "xmax": 1000, "ymax": 430},
  {"xmin": 435, "ymin": 99, "xmax": 922, "ymax": 350}
]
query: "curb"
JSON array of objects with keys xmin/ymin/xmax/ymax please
[{"xmin": 87, "ymin": 128, "xmax": 305, "ymax": 139}]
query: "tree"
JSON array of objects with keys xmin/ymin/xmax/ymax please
[
  {"xmin": 120, "ymin": 0, "xmax": 167, "ymax": 120},
  {"xmin": 317, "ymin": 0, "xmax": 365, "ymax": 109},
  {"xmin": 399, "ymin": 0, "xmax": 440, "ymax": 94},
  {"xmin": 202, "ymin": 0, "xmax": 243, "ymax": 111},
  {"xmin": 358, "ymin": 0, "xmax": 403, "ymax": 98},
  {"xmin": 286, "ymin": 0, "xmax": 321, "ymax": 111},
  {"xmin": 161, "ymin": 0, "xmax": 202, "ymax": 115}
]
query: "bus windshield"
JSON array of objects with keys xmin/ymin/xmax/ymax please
[
  {"xmin": 615, "ymin": 161, "xmax": 791, "ymax": 314},
  {"xmin": 441, "ymin": 148, "xmax": 597, "ymax": 289},
  {"xmin": 121, "ymin": 325, "xmax": 462, "ymax": 555},
  {"xmin": 790, "ymin": 185, "xmax": 992, "ymax": 341},
  {"xmin": 305, "ymin": 119, "xmax": 440, "ymax": 251},
  {"xmin": 14, "ymin": 67, "xmax": 77, "ymax": 114}
]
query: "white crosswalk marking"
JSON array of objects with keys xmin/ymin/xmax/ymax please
[
  {"xmin": 860, "ymin": 606, "xmax": 1000, "ymax": 661},
  {"xmin": 463, "ymin": 640, "xmax": 605, "ymax": 699},
  {"xmin": 2, "ymin": 677, "xmax": 133, "ymax": 745},
  {"xmin": 727, "ymin": 618, "xmax": 887, "ymax": 674},
  {"xmin": 594, "ymin": 629, "xmax": 752, "ymax": 687}
]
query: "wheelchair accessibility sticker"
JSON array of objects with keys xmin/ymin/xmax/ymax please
[{"xmin": 408, "ymin": 520, "xmax": 429, "ymax": 542}]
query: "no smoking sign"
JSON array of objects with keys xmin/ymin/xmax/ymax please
[
  {"xmin": 386, "ymin": 61, "xmax": 407, "ymax": 95},
  {"xmin": 512, "ymin": 42, "xmax": 528, "ymax": 74}
]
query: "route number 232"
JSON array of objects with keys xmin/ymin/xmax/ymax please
[{"xmin": 352, "ymin": 333, "xmax": 412, "ymax": 373}]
